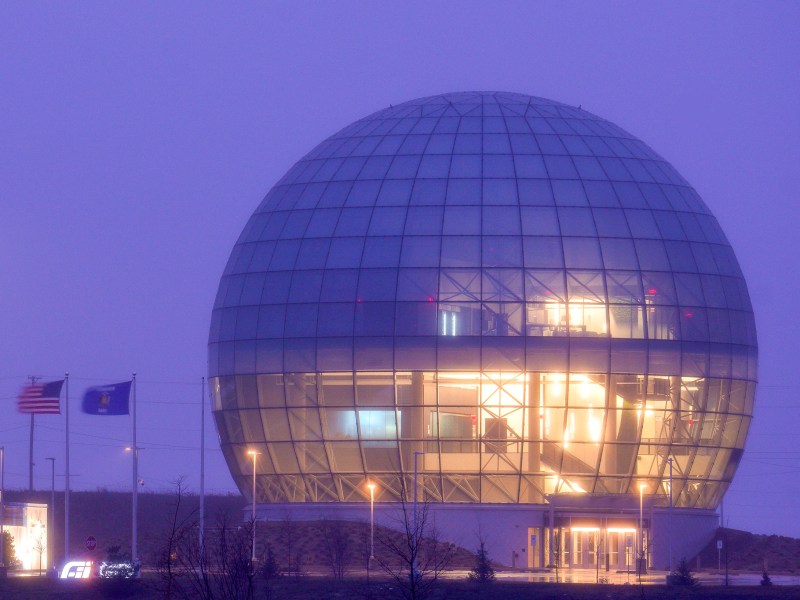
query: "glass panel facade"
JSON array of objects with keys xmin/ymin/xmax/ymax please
[
  {"xmin": 211, "ymin": 367, "xmax": 753, "ymax": 507},
  {"xmin": 210, "ymin": 92, "xmax": 757, "ymax": 511}
]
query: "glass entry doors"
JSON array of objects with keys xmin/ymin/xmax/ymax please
[
  {"xmin": 606, "ymin": 529, "xmax": 637, "ymax": 570},
  {"xmin": 548, "ymin": 525, "xmax": 642, "ymax": 570},
  {"xmin": 571, "ymin": 529, "xmax": 600, "ymax": 568}
]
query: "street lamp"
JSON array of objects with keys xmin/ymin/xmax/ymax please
[
  {"xmin": 247, "ymin": 450, "xmax": 260, "ymax": 564},
  {"xmin": 124, "ymin": 446, "xmax": 142, "ymax": 564},
  {"xmin": 367, "ymin": 482, "xmax": 376, "ymax": 561},
  {"xmin": 46, "ymin": 457, "xmax": 55, "ymax": 573}
]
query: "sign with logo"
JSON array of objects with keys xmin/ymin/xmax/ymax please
[
  {"xmin": 99, "ymin": 562, "xmax": 138, "ymax": 579},
  {"xmin": 60, "ymin": 561, "xmax": 93, "ymax": 579},
  {"xmin": 717, "ymin": 539, "xmax": 723, "ymax": 550},
  {"xmin": 86, "ymin": 536, "xmax": 97, "ymax": 551}
]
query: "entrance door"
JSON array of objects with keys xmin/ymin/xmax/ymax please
[
  {"xmin": 570, "ymin": 530, "xmax": 599, "ymax": 568},
  {"xmin": 607, "ymin": 530, "xmax": 636, "ymax": 570}
]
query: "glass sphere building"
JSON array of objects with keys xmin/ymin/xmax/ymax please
[{"xmin": 209, "ymin": 91, "xmax": 756, "ymax": 567}]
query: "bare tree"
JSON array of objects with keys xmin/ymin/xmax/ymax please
[
  {"xmin": 33, "ymin": 536, "xmax": 45, "ymax": 576},
  {"xmin": 157, "ymin": 481, "xmax": 256, "ymax": 600},
  {"xmin": 173, "ymin": 515, "xmax": 256, "ymax": 600},
  {"xmin": 319, "ymin": 518, "xmax": 352, "ymax": 580},
  {"xmin": 278, "ymin": 514, "xmax": 301, "ymax": 577},
  {"xmin": 159, "ymin": 478, "xmax": 197, "ymax": 600},
  {"xmin": 551, "ymin": 528, "xmax": 561, "ymax": 584},
  {"xmin": 375, "ymin": 499, "xmax": 453, "ymax": 600}
]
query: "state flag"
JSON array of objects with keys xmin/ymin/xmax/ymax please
[
  {"xmin": 82, "ymin": 381, "xmax": 131, "ymax": 415},
  {"xmin": 18, "ymin": 380, "xmax": 64, "ymax": 414}
]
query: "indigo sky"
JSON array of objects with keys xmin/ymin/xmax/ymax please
[{"xmin": 2, "ymin": 2, "xmax": 799, "ymax": 536}]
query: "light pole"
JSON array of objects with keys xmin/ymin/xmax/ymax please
[
  {"xmin": 638, "ymin": 482, "xmax": 646, "ymax": 578},
  {"xmin": 367, "ymin": 482, "xmax": 376, "ymax": 561},
  {"xmin": 667, "ymin": 457, "xmax": 673, "ymax": 573},
  {"xmin": 125, "ymin": 445, "xmax": 142, "ymax": 565},
  {"xmin": 46, "ymin": 457, "xmax": 55, "ymax": 573},
  {"xmin": 248, "ymin": 450, "xmax": 260, "ymax": 564}
]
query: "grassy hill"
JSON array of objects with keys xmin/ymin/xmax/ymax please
[
  {"xmin": 696, "ymin": 528, "xmax": 800, "ymax": 574},
  {"xmin": 5, "ymin": 488, "xmax": 246, "ymax": 567},
  {"xmin": 3, "ymin": 489, "xmax": 478, "ymax": 573}
]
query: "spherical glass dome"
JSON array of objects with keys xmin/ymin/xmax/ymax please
[{"xmin": 209, "ymin": 91, "xmax": 756, "ymax": 510}]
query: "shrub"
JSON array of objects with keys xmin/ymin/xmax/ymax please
[
  {"xmin": 2, "ymin": 531, "xmax": 21, "ymax": 569},
  {"xmin": 261, "ymin": 544, "xmax": 281, "ymax": 581},
  {"xmin": 668, "ymin": 557, "xmax": 698, "ymax": 587},
  {"xmin": 468, "ymin": 541, "xmax": 495, "ymax": 584}
]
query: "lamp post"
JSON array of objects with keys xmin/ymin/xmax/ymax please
[
  {"xmin": 125, "ymin": 445, "xmax": 142, "ymax": 565},
  {"xmin": 247, "ymin": 450, "xmax": 260, "ymax": 564},
  {"xmin": 367, "ymin": 482, "xmax": 376, "ymax": 561},
  {"xmin": 46, "ymin": 457, "xmax": 55, "ymax": 573},
  {"xmin": 638, "ymin": 482, "xmax": 646, "ymax": 579}
]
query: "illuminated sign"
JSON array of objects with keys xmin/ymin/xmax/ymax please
[
  {"xmin": 99, "ymin": 561, "xmax": 138, "ymax": 579},
  {"xmin": 60, "ymin": 560, "xmax": 93, "ymax": 579}
]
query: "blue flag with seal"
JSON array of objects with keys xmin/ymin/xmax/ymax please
[{"xmin": 82, "ymin": 381, "xmax": 131, "ymax": 415}]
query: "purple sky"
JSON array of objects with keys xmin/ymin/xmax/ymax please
[{"xmin": 2, "ymin": 3, "xmax": 799, "ymax": 536}]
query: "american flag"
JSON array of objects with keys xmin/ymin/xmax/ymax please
[{"xmin": 18, "ymin": 380, "xmax": 64, "ymax": 414}]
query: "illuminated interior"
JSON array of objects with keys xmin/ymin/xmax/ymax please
[
  {"xmin": 3, "ymin": 503, "xmax": 48, "ymax": 571},
  {"xmin": 211, "ymin": 365, "xmax": 752, "ymax": 508}
]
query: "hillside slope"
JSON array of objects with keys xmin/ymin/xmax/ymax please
[
  {"xmin": 5, "ymin": 488, "xmax": 245, "ymax": 566},
  {"xmin": 696, "ymin": 528, "xmax": 800, "ymax": 574}
]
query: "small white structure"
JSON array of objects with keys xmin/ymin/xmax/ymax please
[{"xmin": 3, "ymin": 502, "xmax": 48, "ymax": 571}]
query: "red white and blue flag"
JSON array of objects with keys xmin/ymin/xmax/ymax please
[{"xmin": 17, "ymin": 380, "xmax": 64, "ymax": 414}]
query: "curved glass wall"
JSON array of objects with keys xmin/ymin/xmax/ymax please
[{"xmin": 209, "ymin": 91, "xmax": 757, "ymax": 510}]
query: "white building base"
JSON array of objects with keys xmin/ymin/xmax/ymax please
[{"xmin": 252, "ymin": 499, "xmax": 718, "ymax": 570}]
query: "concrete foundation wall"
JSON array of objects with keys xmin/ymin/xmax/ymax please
[{"xmin": 650, "ymin": 508, "xmax": 719, "ymax": 570}]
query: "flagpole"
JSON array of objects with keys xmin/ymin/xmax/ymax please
[
  {"xmin": 65, "ymin": 372, "xmax": 70, "ymax": 564},
  {"xmin": 28, "ymin": 375, "xmax": 40, "ymax": 492},
  {"xmin": 29, "ymin": 414, "xmax": 34, "ymax": 491},
  {"xmin": 132, "ymin": 372, "xmax": 138, "ymax": 566},
  {"xmin": 199, "ymin": 376, "xmax": 205, "ymax": 555}
]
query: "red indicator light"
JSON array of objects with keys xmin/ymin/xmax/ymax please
[
  {"xmin": 648, "ymin": 288, "xmax": 657, "ymax": 295},
  {"xmin": 684, "ymin": 311, "xmax": 693, "ymax": 318},
  {"xmin": 427, "ymin": 296, "xmax": 434, "ymax": 302}
]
